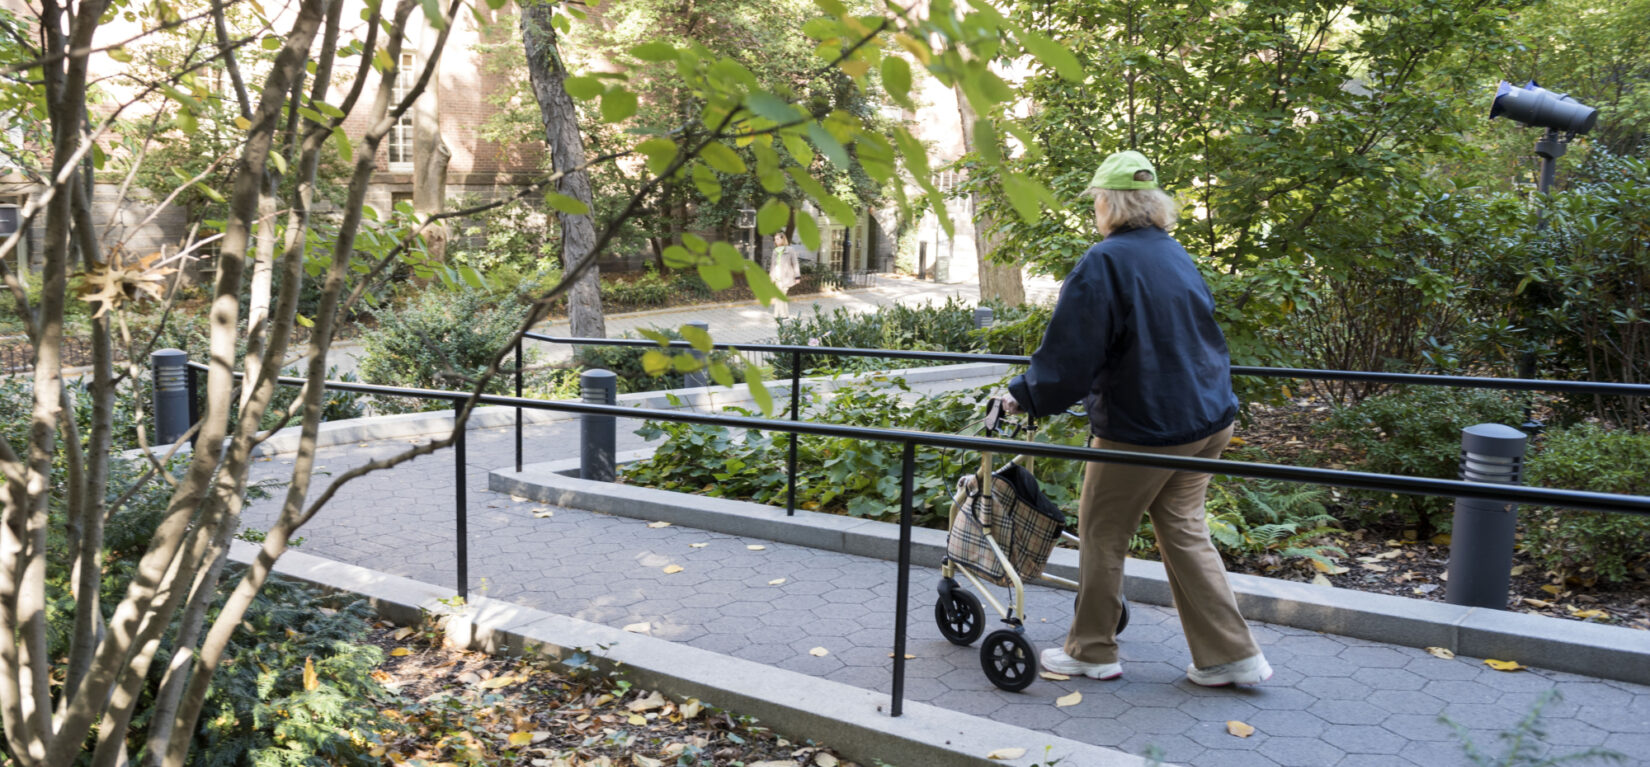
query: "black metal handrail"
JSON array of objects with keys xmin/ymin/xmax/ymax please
[{"xmin": 187, "ymin": 356, "xmax": 1650, "ymax": 720}]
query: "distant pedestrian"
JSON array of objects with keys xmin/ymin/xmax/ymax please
[
  {"xmin": 768, "ymin": 233, "xmax": 800, "ymax": 319},
  {"xmin": 1001, "ymin": 150, "xmax": 1271, "ymax": 687}
]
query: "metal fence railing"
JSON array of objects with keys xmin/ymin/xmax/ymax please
[{"xmin": 180, "ymin": 342, "xmax": 1650, "ymax": 719}]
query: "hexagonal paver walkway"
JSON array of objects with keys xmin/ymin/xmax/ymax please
[{"xmin": 242, "ymin": 419, "xmax": 1649, "ymax": 767}]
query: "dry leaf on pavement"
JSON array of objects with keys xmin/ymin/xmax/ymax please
[
  {"xmin": 1426, "ymin": 646, "xmax": 1455, "ymax": 660},
  {"xmin": 768, "ymin": 578, "xmax": 787, "ymax": 586},
  {"xmin": 986, "ymin": 748, "xmax": 1027, "ymax": 760},
  {"xmin": 1039, "ymin": 671, "xmax": 1071, "ymax": 681},
  {"xmin": 1227, "ymin": 720, "xmax": 1256, "ymax": 738},
  {"xmin": 533, "ymin": 508, "xmax": 554, "ymax": 519},
  {"xmin": 1055, "ymin": 691, "xmax": 1081, "ymax": 708},
  {"xmin": 1484, "ymin": 659, "xmax": 1526, "ymax": 672},
  {"xmin": 808, "ymin": 647, "xmax": 830, "ymax": 657},
  {"xmin": 648, "ymin": 521, "xmax": 672, "ymax": 528},
  {"xmin": 662, "ymin": 564, "xmax": 684, "ymax": 574},
  {"xmin": 747, "ymin": 545, "xmax": 766, "ymax": 551},
  {"xmin": 623, "ymin": 622, "xmax": 651, "ymax": 634},
  {"xmin": 690, "ymin": 542, "xmax": 709, "ymax": 548}
]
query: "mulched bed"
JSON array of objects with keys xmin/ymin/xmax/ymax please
[
  {"xmin": 1228, "ymin": 393, "xmax": 1650, "ymax": 632},
  {"xmin": 369, "ymin": 624, "xmax": 856, "ymax": 767}
]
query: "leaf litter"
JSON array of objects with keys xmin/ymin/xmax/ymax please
[{"xmin": 369, "ymin": 623, "xmax": 859, "ymax": 766}]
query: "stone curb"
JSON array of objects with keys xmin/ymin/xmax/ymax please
[
  {"xmin": 490, "ymin": 461, "xmax": 1650, "ymax": 688},
  {"xmin": 244, "ymin": 361, "xmax": 1010, "ymax": 457},
  {"xmin": 228, "ymin": 541, "xmax": 1152, "ymax": 767}
]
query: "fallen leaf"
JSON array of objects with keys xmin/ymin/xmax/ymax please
[
  {"xmin": 1426, "ymin": 647, "xmax": 1456, "ymax": 660},
  {"xmin": 1055, "ymin": 691, "xmax": 1081, "ymax": 708},
  {"xmin": 680, "ymin": 699, "xmax": 703, "ymax": 719},
  {"xmin": 1227, "ymin": 720, "xmax": 1256, "ymax": 738},
  {"xmin": 1374, "ymin": 549, "xmax": 1404, "ymax": 560},
  {"xmin": 392, "ymin": 627, "xmax": 416, "ymax": 641},
  {"xmin": 689, "ymin": 542, "xmax": 709, "ymax": 548},
  {"xmin": 390, "ymin": 647, "xmax": 412, "ymax": 657},
  {"xmin": 623, "ymin": 622, "xmax": 651, "ymax": 634},
  {"xmin": 886, "ymin": 653, "xmax": 916, "ymax": 659},
  {"xmin": 1485, "ymin": 659, "xmax": 1526, "ymax": 672},
  {"xmin": 747, "ymin": 545, "xmax": 766, "ymax": 551},
  {"xmin": 1312, "ymin": 560, "xmax": 1349, "ymax": 575},
  {"xmin": 627, "ymin": 713, "xmax": 647, "ymax": 725},
  {"xmin": 662, "ymin": 564, "xmax": 684, "ymax": 574},
  {"xmin": 508, "ymin": 731, "xmax": 534, "ymax": 747},
  {"xmin": 1229, "ymin": 435, "xmax": 1247, "ymax": 445},
  {"xmin": 510, "ymin": 494, "xmax": 530, "ymax": 503},
  {"xmin": 633, "ymin": 755, "xmax": 664, "ymax": 767},
  {"xmin": 1038, "ymin": 670, "xmax": 1071, "ymax": 681},
  {"xmin": 628, "ymin": 691, "xmax": 668, "ymax": 712},
  {"xmin": 1522, "ymin": 598, "xmax": 1553, "ymax": 609},
  {"xmin": 648, "ymin": 521, "xmax": 671, "ymax": 528},
  {"xmin": 987, "ymin": 748, "xmax": 1027, "ymax": 760},
  {"xmin": 768, "ymin": 578, "xmax": 787, "ymax": 586},
  {"xmin": 479, "ymin": 675, "xmax": 520, "ymax": 689},
  {"xmin": 1571, "ymin": 608, "xmax": 1610, "ymax": 621},
  {"xmin": 809, "ymin": 647, "xmax": 830, "ymax": 657},
  {"xmin": 533, "ymin": 508, "xmax": 554, "ymax": 519},
  {"xmin": 1431, "ymin": 534, "xmax": 1452, "ymax": 546},
  {"xmin": 303, "ymin": 656, "xmax": 318, "ymax": 691},
  {"xmin": 814, "ymin": 754, "xmax": 840, "ymax": 767},
  {"xmin": 1362, "ymin": 564, "xmax": 1389, "ymax": 573},
  {"xmin": 1541, "ymin": 584, "xmax": 1564, "ymax": 596},
  {"xmin": 1311, "ymin": 573, "xmax": 1333, "ymax": 587},
  {"xmin": 749, "ymin": 762, "xmax": 794, "ymax": 767},
  {"xmin": 1413, "ymin": 584, "xmax": 1439, "ymax": 594},
  {"xmin": 1510, "ymin": 565, "xmax": 1527, "ymax": 576}
]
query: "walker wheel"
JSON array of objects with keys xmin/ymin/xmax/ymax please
[
  {"xmin": 980, "ymin": 629, "xmax": 1036, "ymax": 692},
  {"xmin": 1118, "ymin": 600, "xmax": 1130, "ymax": 635},
  {"xmin": 935, "ymin": 589, "xmax": 985, "ymax": 646}
]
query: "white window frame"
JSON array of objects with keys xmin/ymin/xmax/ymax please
[{"xmin": 387, "ymin": 52, "xmax": 415, "ymax": 172}]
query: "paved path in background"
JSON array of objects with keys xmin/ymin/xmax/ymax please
[
  {"xmin": 322, "ymin": 275, "xmax": 1061, "ymax": 376},
  {"xmin": 242, "ymin": 411, "xmax": 1650, "ymax": 767}
]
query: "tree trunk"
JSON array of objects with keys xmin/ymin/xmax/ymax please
[
  {"xmin": 522, "ymin": 2, "xmax": 604, "ymax": 337},
  {"xmin": 413, "ymin": 17, "xmax": 452, "ymax": 263},
  {"xmin": 953, "ymin": 86, "xmax": 1024, "ymax": 307}
]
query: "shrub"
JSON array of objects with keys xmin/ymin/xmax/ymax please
[
  {"xmin": 260, "ymin": 366, "xmax": 369, "ymax": 431},
  {"xmin": 600, "ymin": 268, "xmax": 674, "ymax": 311},
  {"xmin": 774, "ymin": 298, "xmax": 980, "ymax": 376},
  {"xmin": 1320, "ymin": 386, "xmax": 1521, "ymax": 537},
  {"xmin": 356, "ymin": 288, "xmax": 528, "ymax": 413},
  {"xmin": 1203, "ymin": 471, "xmax": 1344, "ymax": 572},
  {"xmin": 1522, "ymin": 424, "xmax": 1650, "ymax": 584},
  {"xmin": 571, "ymin": 326, "xmax": 747, "ymax": 394}
]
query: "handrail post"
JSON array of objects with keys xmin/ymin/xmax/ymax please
[
  {"xmin": 515, "ymin": 338, "xmax": 524, "ymax": 473},
  {"xmin": 455, "ymin": 399, "xmax": 469, "ymax": 602},
  {"xmin": 787, "ymin": 350, "xmax": 801, "ymax": 516},
  {"xmin": 891, "ymin": 441, "xmax": 915, "ymax": 717}
]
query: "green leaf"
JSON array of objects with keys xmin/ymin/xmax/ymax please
[
  {"xmin": 692, "ymin": 164, "xmax": 721, "ymax": 202},
  {"xmin": 544, "ymin": 192, "xmax": 590, "ymax": 215},
  {"xmin": 332, "ymin": 127, "xmax": 353, "ymax": 162},
  {"xmin": 881, "ymin": 55, "xmax": 913, "ymax": 110},
  {"xmin": 457, "ymin": 265, "xmax": 487, "ymax": 290},
  {"xmin": 679, "ymin": 324, "xmax": 713, "ymax": 353},
  {"xmin": 746, "ymin": 366, "xmax": 773, "ymax": 416},
  {"xmin": 682, "ymin": 233, "xmax": 708, "ymax": 253},
  {"xmin": 746, "ymin": 91, "xmax": 801, "ymax": 123},
  {"xmin": 806, "ymin": 122, "xmax": 849, "ymax": 169},
  {"xmin": 752, "ymin": 142, "xmax": 786, "ymax": 193},
  {"xmin": 999, "ymin": 172, "xmax": 1046, "ymax": 225},
  {"xmin": 420, "ymin": 0, "xmax": 446, "ymax": 31},
  {"xmin": 268, "ymin": 150, "xmax": 288, "ymax": 176},
  {"xmin": 485, "ymin": 0, "xmax": 505, "ymax": 9},
  {"xmin": 710, "ymin": 241, "xmax": 744, "ymax": 270},
  {"xmin": 636, "ymin": 138, "xmax": 679, "ymax": 175},
  {"xmin": 194, "ymin": 180, "xmax": 225, "ymax": 203},
  {"xmin": 814, "ymin": 0, "xmax": 847, "ymax": 16},
  {"xmin": 662, "ymin": 245, "xmax": 694, "ymax": 269},
  {"xmin": 261, "ymin": 35, "xmax": 282, "ymax": 51},
  {"xmin": 637, "ymin": 328, "xmax": 672, "ymax": 345},
  {"xmin": 107, "ymin": 46, "xmax": 132, "ymax": 62},
  {"xmin": 709, "ymin": 361, "xmax": 734, "ymax": 387},
  {"xmin": 1018, "ymin": 30, "xmax": 1085, "ymax": 82},
  {"xmin": 744, "ymin": 261, "xmax": 784, "ymax": 305},
  {"xmin": 893, "ymin": 127, "xmax": 931, "ymax": 180},
  {"xmin": 973, "ymin": 118, "xmax": 1000, "ymax": 165},
  {"xmin": 782, "ymin": 133, "xmax": 814, "ymax": 167},
  {"xmin": 373, "ymin": 48, "xmax": 393, "ymax": 73},
  {"xmin": 672, "ymin": 353, "xmax": 702, "ymax": 373},
  {"xmin": 698, "ymin": 263, "xmax": 733, "ymax": 291},
  {"xmin": 313, "ymin": 100, "xmax": 346, "ymax": 119},
  {"xmin": 786, "ymin": 167, "xmax": 856, "ymax": 226},
  {"xmin": 756, "ymin": 199, "xmax": 789, "ymax": 235},
  {"xmin": 601, "ymin": 89, "xmax": 638, "ymax": 123},
  {"xmin": 700, "ymin": 141, "xmax": 747, "ymax": 174},
  {"xmin": 295, "ymin": 313, "xmax": 314, "ymax": 328},
  {"xmin": 795, "ymin": 210, "xmax": 821, "ymax": 251},
  {"xmin": 564, "ymin": 76, "xmax": 603, "ymax": 101},
  {"xmin": 630, "ymin": 41, "xmax": 675, "ymax": 61},
  {"xmin": 642, "ymin": 350, "xmax": 672, "ymax": 376}
]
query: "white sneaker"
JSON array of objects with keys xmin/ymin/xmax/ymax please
[
  {"xmin": 1039, "ymin": 648, "xmax": 1122, "ymax": 680},
  {"xmin": 1187, "ymin": 654, "xmax": 1273, "ymax": 687}
]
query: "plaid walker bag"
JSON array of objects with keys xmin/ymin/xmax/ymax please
[{"xmin": 945, "ymin": 462, "xmax": 1067, "ymax": 587}]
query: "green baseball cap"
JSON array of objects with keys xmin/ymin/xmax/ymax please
[{"xmin": 1088, "ymin": 150, "xmax": 1158, "ymax": 190}]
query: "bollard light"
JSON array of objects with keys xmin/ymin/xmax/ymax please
[
  {"xmin": 152, "ymin": 349, "xmax": 190, "ymax": 446},
  {"xmin": 580, "ymin": 369, "xmax": 618, "ymax": 482},
  {"xmin": 1446, "ymin": 423, "xmax": 1528, "ymax": 610},
  {"xmin": 973, "ymin": 306, "xmax": 995, "ymax": 329}
]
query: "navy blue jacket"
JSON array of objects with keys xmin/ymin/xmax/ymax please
[{"xmin": 1007, "ymin": 226, "xmax": 1238, "ymax": 446}]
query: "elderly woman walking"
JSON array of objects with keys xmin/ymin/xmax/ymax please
[{"xmin": 1001, "ymin": 150, "xmax": 1271, "ymax": 686}]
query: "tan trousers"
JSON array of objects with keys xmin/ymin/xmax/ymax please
[{"xmin": 1064, "ymin": 424, "xmax": 1260, "ymax": 667}]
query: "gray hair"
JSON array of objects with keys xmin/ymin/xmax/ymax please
[{"xmin": 1091, "ymin": 171, "xmax": 1179, "ymax": 234}]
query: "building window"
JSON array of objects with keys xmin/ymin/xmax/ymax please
[{"xmin": 387, "ymin": 52, "xmax": 415, "ymax": 171}]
